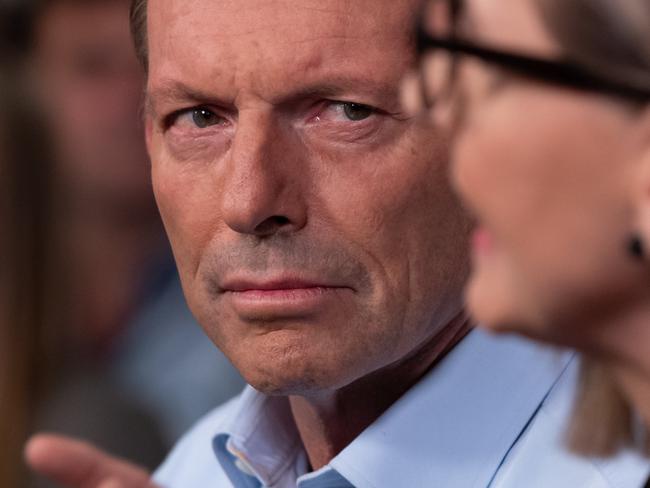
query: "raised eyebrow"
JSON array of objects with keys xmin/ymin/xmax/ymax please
[{"xmin": 291, "ymin": 78, "xmax": 398, "ymax": 101}]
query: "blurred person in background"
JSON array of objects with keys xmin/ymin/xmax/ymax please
[
  {"xmin": 407, "ymin": 0, "xmax": 650, "ymax": 474},
  {"xmin": 0, "ymin": 74, "xmax": 164, "ymax": 487},
  {"xmin": 0, "ymin": 0, "xmax": 244, "ymax": 484},
  {"xmin": 0, "ymin": 49, "xmax": 160, "ymax": 488},
  {"xmin": 0, "ymin": 58, "xmax": 167, "ymax": 487},
  {"xmin": 0, "ymin": 60, "xmax": 56, "ymax": 488}
]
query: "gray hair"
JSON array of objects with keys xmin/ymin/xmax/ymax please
[{"xmin": 130, "ymin": 0, "xmax": 147, "ymax": 71}]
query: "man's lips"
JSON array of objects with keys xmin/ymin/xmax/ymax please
[
  {"xmin": 218, "ymin": 277, "xmax": 353, "ymax": 319},
  {"xmin": 221, "ymin": 279, "xmax": 345, "ymax": 293},
  {"xmin": 221, "ymin": 278, "xmax": 350, "ymax": 294}
]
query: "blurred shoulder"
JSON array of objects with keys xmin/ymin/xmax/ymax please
[{"xmin": 493, "ymin": 360, "xmax": 650, "ymax": 488}]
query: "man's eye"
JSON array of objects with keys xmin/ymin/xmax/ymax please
[
  {"xmin": 191, "ymin": 108, "xmax": 223, "ymax": 128},
  {"xmin": 340, "ymin": 102, "xmax": 375, "ymax": 121}
]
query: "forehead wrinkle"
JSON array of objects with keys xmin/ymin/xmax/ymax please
[
  {"xmin": 159, "ymin": 0, "xmax": 410, "ymax": 49},
  {"xmin": 245, "ymin": 32, "xmax": 409, "ymax": 102},
  {"xmin": 286, "ymin": 77, "xmax": 399, "ymax": 102},
  {"xmin": 149, "ymin": 0, "xmax": 418, "ymax": 107}
]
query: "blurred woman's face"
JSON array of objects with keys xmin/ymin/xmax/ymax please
[{"xmin": 420, "ymin": 0, "xmax": 649, "ymax": 351}]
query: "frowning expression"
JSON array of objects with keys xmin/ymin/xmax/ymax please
[{"xmin": 145, "ymin": 0, "xmax": 471, "ymax": 394}]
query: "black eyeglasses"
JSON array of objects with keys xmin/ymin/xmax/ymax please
[{"xmin": 414, "ymin": 0, "xmax": 650, "ymax": 109}]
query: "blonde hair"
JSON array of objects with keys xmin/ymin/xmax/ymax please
[
  {"xmin": 566, "ymin": 358, "xmax": 649, "ymax": 456},
  {"xmin": 535, "ymin": 0, "xmax": 650, "ymax": 456}
]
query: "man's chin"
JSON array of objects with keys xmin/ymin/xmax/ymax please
[
  {"xmin": 216, "ymin": 327, "xmax": 361, "ymax": 394},
  {"xmin": 240, "ymin": 360, "xmax": 360, "ymax": 398},
  {"xmin": 243, "ymin": 371, "xmax": 338, "ymax": 397}
]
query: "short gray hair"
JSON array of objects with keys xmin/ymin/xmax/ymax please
[{"xmin": 130, "ymin": 0, "xmax": 147, "ymax": 71}]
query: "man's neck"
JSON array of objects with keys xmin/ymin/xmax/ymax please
[{"xmin": 288, "ymin": 313, "xmax": 472, "ymax": 470}]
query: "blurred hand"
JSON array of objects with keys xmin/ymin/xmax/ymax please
[{"xmin": 25, "ymin": 434, "xmax": 160, "ymax": 488}]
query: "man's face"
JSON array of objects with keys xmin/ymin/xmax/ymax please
[
  {"xmin": 146, "ymin": 0, "xmax": 471, "ymax": 395},
  {"xmin": 33, "ymin": 0, "xmax": 151, "ymax": 208}
]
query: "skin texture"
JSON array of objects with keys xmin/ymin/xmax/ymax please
[
  {"xmin": 25, "ymin": 0, "xmax": 473, "ymax": 481},
  {"xmin": 146, "ymin": 0, "xmax": 471, "ymax": 468},
  {"xmin": 418, "ymin": 0, "xmax": 650, "ymax": 420},
  {"xmin": 146, "ymin": 0, "xmax": 471, "ymax": 397}
]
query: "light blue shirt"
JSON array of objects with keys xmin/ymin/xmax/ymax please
[{"xmin": 154, "ymin": 330, "xmax": 649, "ymax": 487}]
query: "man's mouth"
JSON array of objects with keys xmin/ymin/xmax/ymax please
[
  {"xmin": 223, "ymin": 278, "xmax": 340, "ymax": 292},
  {"xmin": 220, "ymin": 276, "xmax": 353, "ymax": 320}
]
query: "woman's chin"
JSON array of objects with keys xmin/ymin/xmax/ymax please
[{"xmin": 464, "ymin": 269, "xmax": 533, "ymax": 337}]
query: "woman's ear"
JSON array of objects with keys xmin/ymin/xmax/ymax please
[
  {"xmin": 634, "ymin": 108, "xmax": 650, "ymax": 253},
  {"xmin": 636, "ymin": 166, "xmax": 650, "ymax": 254}
]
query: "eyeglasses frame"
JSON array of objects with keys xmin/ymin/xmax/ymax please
[{"xmin": 415, "ymin": 9, "xmax": 650, "ymax": 105}]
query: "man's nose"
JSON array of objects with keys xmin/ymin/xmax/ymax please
[{"xmin": 220, "ymin": 112, "xmax": 308, "ymax": 237}]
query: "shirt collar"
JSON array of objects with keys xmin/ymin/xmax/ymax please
[
  {"xmin": 212, "ymin": 330, "xmax": 572, "ymax": 488},
  {"xmin": 330, "ymin": 330, "xmax": 572, "ymax": 487},
  {"xmin": 213, "ymin": 388, "xmax": 305, "ymax": 486}
]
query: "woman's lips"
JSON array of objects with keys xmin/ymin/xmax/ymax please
[{"xmin": 471, "ymin": 227, "xmax": 494, "ymax": 256}]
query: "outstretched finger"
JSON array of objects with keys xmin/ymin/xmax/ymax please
[{"xmin": 25, "ymin": 434, "xmax": 158, "ymax": 488}]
